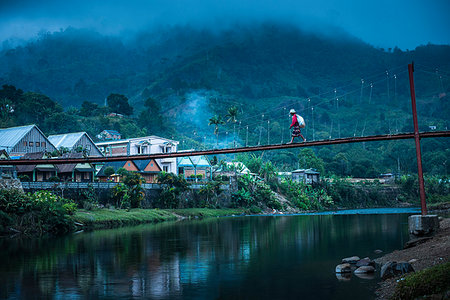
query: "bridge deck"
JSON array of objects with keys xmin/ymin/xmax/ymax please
[{"xmin": 1, "ymin": 130, "xmax": 449, "ymax": 165}]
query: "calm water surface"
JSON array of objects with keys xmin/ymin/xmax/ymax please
[{"xmin": 0, "ymin": 209, "xmax": 418, "ymax": 299}]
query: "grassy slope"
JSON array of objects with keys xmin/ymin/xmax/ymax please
[{"xmin": 74, "ymin": 208, "xmax": 247, "ymax": 230}]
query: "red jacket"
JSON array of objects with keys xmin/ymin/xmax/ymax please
[{"xmin": 290, "ymin": 114, "xmax": 298, "ymax": 128}]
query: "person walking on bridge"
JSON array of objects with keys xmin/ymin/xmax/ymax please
[{"xmin": 287, "ymin": 109, "xmax": 306, "ymax": 144}]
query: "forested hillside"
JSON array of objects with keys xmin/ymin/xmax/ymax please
[{"xmin": 0, "ymin": 24, "xmax": 449, "ymax": 177}]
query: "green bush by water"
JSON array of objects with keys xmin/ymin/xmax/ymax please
[
  {"xmin": 392, "ymin": 262, "xmax": 450, "ymax": 300},
  {"xmin": 0, "ymin": 189, "xmax": 77, "ymax": 235}
]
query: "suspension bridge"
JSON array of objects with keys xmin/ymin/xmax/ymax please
[{"xmin": 1, "ymin": 130, "xmax": 448, "ymax": 165}]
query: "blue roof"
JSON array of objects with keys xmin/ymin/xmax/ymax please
[
  {"xmin": 103, "ymin": 129, "xmax": 120, "ymax": 135},
  {"xmin": 177, "ymin": 156, "xmax": 211, "ymax": 168},
  {"xmin": 133, "ymin": 159, "xmax": 160, "ymax": 171},
  {"xmin": 0, "ymin": 125, "xmax": 36, "ymax": 152}
]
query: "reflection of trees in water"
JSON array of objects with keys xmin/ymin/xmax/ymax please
[{"xmin": 0, "ymin": 214, "xmax": 407, "ymax": 298}]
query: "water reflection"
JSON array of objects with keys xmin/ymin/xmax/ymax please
[{"xmin": 0, "ymin": 213, "xmax": 411, "ymax": 299}]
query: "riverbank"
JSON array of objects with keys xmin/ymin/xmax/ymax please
[
  {"xmin": 73, "ymin": 208, "xmax": 247, "ymax": 230},
  {"xmin": 374, "ymin": 216, "xmax": 450, "ymax": 299}
]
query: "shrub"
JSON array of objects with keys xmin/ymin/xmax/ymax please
[
  {"xmin": 103, "ymin": 166, "xmax": 115, "ymax": 177},
  {"xmin": 231, "ymin": 189, "xmax": 254, "ymax": 207},
  {"xmin": 48, "ymin": 176, "xmax": 60, "ymax": 182},
  {"xmin": 247, "ymin": 205, "xmax": 262, "ymax": 214},
  {"xmin": 154, "ymin": 172, "xmax": 188, "ymax": 208},
  {"xmin": 279, "ymin": 179, "xmax": 334, "ymax": 211},
  {"xmin": 392, "ymin": 262, "xmax": 450, "ymax": 300},
  {"xmin": 0, "ymin": 189, "xmax": 77, "ymax": 235}
]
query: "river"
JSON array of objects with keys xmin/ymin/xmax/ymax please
[{"xmin": 0, "ymin": 208, "xmax": 419, "ymax": 299}]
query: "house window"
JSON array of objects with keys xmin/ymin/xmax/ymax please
[
  {"xmin": 36, "ymin": 142, "xmax": 40, "ymax": 147},
  {"xmin": 23, "ymin": 141, "xmax": 27, "ymax": 147},
  {"xmin": 163, "ymin": 165, "xmax": 169, "ymax": 172},
  {"xmin": 41, "ymin": 142, "xmax": 46, "ymax": 147},
  {"xmin": 29, "ymin": 142, "xmax": 34, "ymax": 147},
  {"xmin": 150, "ymin": 163, "xmax": 153, "ymax": 167},
  {"xmin": 128, "ymin": 162, "xmax": 131, "ymax": 166}
]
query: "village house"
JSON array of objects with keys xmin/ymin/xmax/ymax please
[
  {"xmin": 291, "ymin": 168, "xmax": 320, "ymax": 184},
  {"xmin": 96, "ymin": 159, "xmax": 162, "ymax": 183},
  {"xmin": 57, "ymin": 153, "xmax": 96, "ymax": 182},
  {"xmin": 0, "ymin": 124, "xmax": 57, "ymax": 158},
  {"xmin": 0, "ymin": 149, "xmax": 15, "ymax": 179},
  {"xmin": 96, "ymin": 160, "xmax": 139, "ymax": 182},
  {"xmin": 48, "ymin": 132, "xmax": 103, "ymax": 157},
  {"xmin": 177, "ymin": 155, "xmax": 212, "ymax": 181},
  {"xmin": 95, "ymin": 136, "xmax": 179, "ymax": 174},
  {"xmin": 16, "ymin": 152, "xmax": 57, "ymax": 182},
  {"xmin": 97, "ymin": 129, "xmax": 122, "ymax": 141},
  {"xmin": 132, "ymin": 159, "xmax": 162, "ymax": 183}
]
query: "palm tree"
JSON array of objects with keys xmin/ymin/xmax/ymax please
[
  {"xmin": 208, "ymin": 115, "xmax": 225, "ymax": 146},
  {"xmin": 225, "ymin": 106, "xmax": 239, "ymax": 146}
]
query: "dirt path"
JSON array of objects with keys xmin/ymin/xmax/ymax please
[{"xmin": 374, "ymin": 217, "xmax": 450, "ymax": 299}]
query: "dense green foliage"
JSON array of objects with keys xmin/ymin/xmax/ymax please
[
  {"xmin": 231, "ymin": 174, "xmax": 282, "ymax": 210},
  {"xmin": 392, "ymin": 262, "xmax": 450, "ymax": 300},
  {"xmin": 0, "ymin": 189, "xmax": 76, "ymax": 235},
  {"xmin": 279, "ymin": 178, "xmax": 333, "ymax": 210},
  {"xmin": 397, "ymin": 175, "xmax": 450, "ymax": 204},
  {"xmin": 112, "ymin": 171, "xmax": 145, "ymax": 209},
  {"xmin": 154, "ymin": 172, "xmax": 189, "ymax": 208}
]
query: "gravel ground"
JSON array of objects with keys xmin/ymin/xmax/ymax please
[{"xmin": 374, "ymin": 217, "xmax": 450, "ymax": 299}]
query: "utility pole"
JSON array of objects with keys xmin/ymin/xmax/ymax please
[
  {"xmin": 408, "ymin": 63, "xmax": 427, "ymax": 215},
  {"xmin": 360, "ymin": 79, "xmax": 364, "ymax": 103},
  {"xmin": 394, "ymin": 74, "xmax": 397, "ymax": 101},
  {"xmin": 246, "ymin": 126, "xmax": 249, "ymax": 147},
  {"xmin": 386, "ymin": 70, "xmax": 390, "ymax": 102}
]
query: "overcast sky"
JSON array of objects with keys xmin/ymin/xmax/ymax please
[{"xmin": 0, "ymin": 0, "xmax": 449, "ymax": 49}]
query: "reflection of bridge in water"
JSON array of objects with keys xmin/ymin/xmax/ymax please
[{"xmin": 1, "ymin": 130, "xmax": 448, "ymax": 165}]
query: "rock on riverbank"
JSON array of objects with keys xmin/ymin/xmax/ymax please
[{"xmin": 374, "ymin": 217, "xmax": 450, "ymax": 299}]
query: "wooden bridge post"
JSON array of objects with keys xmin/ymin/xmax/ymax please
[{"xmin": 408, "ymin": 63, "xmax": 427, "ymax": 215}]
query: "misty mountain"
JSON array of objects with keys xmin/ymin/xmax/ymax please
[{"xmin": 1, "ymin": 24, "xmax": 449, "ymax": 109}]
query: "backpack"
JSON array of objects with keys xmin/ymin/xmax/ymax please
[{"xmin": 296, "ymin": 114, "xmax": 305, "ymax": 128}]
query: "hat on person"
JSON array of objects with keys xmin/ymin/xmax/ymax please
[{"xmin": 289, "ymin": 109, "xmax": 296, "ymax": 114}]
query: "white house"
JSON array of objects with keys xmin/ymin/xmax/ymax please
[{"xmin": 95, "ymin": 135, "xmax": 179, "ymax": 174}]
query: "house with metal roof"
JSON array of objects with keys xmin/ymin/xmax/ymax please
[
  {"xmin": 48, "ymin": 132, "xmax": 103, "ymax": 157},
  {"xmin": 57, "ymin": 153, "xmax": 96, "ymax": 182},
  {"xmin": 16, "ymin": 152, "xmax": 57, "ymax": 182},
  {"xmin": 291, "ymin": 168, "xmax": 320, "ymax": 184},
  {"xmin": 0, "ymin": 124, "xmax": 56, "ymax": 158},
  {"xmin": 177, "ymin": 155, "xmax": 212, "ymax": 181},
  {"xmin": 96, "ymin": 160, "xmax": 139, "ymax": 182}
]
